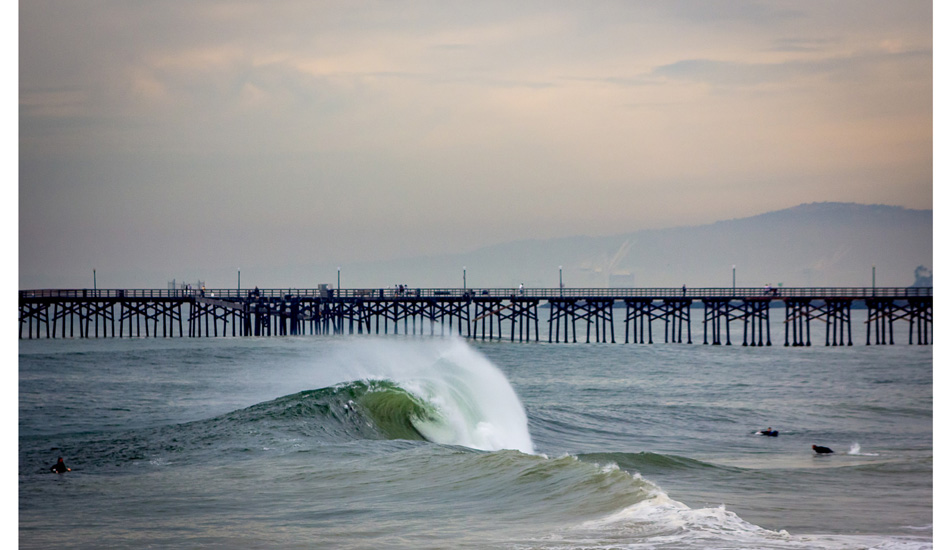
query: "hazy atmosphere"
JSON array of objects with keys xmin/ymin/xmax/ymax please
[{"xmin": 18, "ymin": 1, "xmax": 933, "ymax": 289}]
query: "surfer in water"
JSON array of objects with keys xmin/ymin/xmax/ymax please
[
  {"xmin": 50, "ymin": 457, "xmax": 71, "ymax": 473},
  {"xmin": 812, "ymin": 444, "xmax": 834, "ymax": 455},
  {"xmin": 758, "ymin": 427, "xmax": 779, "ymax": 437}
]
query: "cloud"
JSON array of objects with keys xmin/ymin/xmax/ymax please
[
  {"xmin": 17, "ymin": 1, "xmax": 933, "ymax": 288},
  {"xmin": 652, "ymin": 49, "xmax": 931, "ymax": 89},
  {"xmin": 769, "ymin": 37, "xmax": 840, "ymax": 53},
  {"xmin": 659, "ymin": 0, "xmax": 804, "ymax": 24}
]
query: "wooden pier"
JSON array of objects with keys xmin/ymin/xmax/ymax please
[{"xmin": 18, "ymin": 287, "xmax": 932, "ymax": 346}]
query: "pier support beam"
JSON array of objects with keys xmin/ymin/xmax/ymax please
[
  {"xmin": 703, "ymin": 299, "xmax": 735, "ymax": 345},
  {"xmin": 823, "ymin": 300, "xmax": 853, "ymax": 346},
  {"xmin": 549, "ymin": 299, "xmax": 614, "ymax": 343},
  {"xmin": 741, "ymin": 299, "xmax": 771, "ymax": 346},
  {"xmin": 866, "ymin": 298, "xmax": 932, "ymax": 345},
  {"xmin": 622, "ymin": 299, "xmax": 692, "ymax": 344},
  {"xmin": 474, "ymin": 298, "xmax": 538, "ymax": 341},
  {"xmin": 703, "ymin": 299, "xmax": 769, "ymax": 346},
  {"xmin": 548, "ymin": 299, "xmax": 578, "ymax": 343},
  {"xmin": 17, "ymin": 288, "xmax": 931, "ymax": 347},
  {"xmin": 784, "ymin": 299, "xmax": 815, "ymax": 346}
]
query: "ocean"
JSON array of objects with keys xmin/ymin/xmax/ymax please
[{"xmin": 18, "ymin": 313, "xmax": 933, "ymax": 549}]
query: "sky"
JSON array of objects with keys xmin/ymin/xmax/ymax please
[{"xmin": 16, "ymin": 0, "xmax": 935, "ymax": 289}]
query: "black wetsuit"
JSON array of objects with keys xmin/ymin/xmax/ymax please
[{"xmin": 50, "ymin": 459, "xmax": 69, "ymax": 473}]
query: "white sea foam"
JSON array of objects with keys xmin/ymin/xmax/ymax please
[
  {"xmin": 566, "ymin": 465, "xmax": 932, "ymax": 550},
  {"xmin": 323, "ymin": 336, "xmax": 535, "ymax": 454},
  {"xmin": 848, "ymin": 442, "xmax": 880, "ymax": 456},
  {"xmin": 572, "ymin": 493, "xmax": 932, "ymax": 550}
]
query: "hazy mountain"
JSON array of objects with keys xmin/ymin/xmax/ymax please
[{"xmin": 330, "ymin": 202, "xmax": 932, "ymax": 289}]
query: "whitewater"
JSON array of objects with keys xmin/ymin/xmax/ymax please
[{"xmin": 19, "ymin": 331, "xmax": 932, "ymax": 549}]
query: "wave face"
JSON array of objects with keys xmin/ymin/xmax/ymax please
[
  {"xmin": 220, "ymin": 380, "xmax": 434, "ymax": 444},
  {"xmin": 18, "ymin": 336, "xmax": 932, "ymax": 550},
  {"xmin": 315, "ymin": 337, "xmax": 535, "ymax": 453},
  {"xmin": 219, "ymin": 337, "xmax": 536, "ymax": 453}
]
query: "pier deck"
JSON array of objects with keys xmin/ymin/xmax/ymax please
[{"xmin": 19, "ymin": 287, "xmax": 932, "ymax": 346}]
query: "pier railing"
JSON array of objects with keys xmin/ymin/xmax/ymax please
[
  {"xmin": 19, "ymin": 286, "xmax": 933, "ymax": 301},
  {"xmin": 19, "ymin": 286, "xmax": 932, "ymax": 344}
]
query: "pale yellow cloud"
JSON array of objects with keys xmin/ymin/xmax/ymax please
[{"xmin": 18, "ymin": 0, "xmax": 933, "ymax": 286}]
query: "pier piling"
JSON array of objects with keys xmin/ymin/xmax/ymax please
[{"xmin": 19, "ymin": 287, "xmax": 931, "ymax": 346}]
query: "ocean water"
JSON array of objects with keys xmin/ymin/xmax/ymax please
[{"xmin": 19, "ymin": 317, "xmax": 932, "ymax": 549}]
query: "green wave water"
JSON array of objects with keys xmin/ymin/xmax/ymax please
[{"xmin": 18, "ymin": 336, "xmax": 931, "ymax": 549}]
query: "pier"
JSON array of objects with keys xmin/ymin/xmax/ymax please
[{"xmin": 19, "ymin": 287, "xmax": 932, "ymax": 346}]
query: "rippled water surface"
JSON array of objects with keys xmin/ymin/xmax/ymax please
[{"xmin": 19, "ymin": 330, "xmax": 932, "ymax": 549}]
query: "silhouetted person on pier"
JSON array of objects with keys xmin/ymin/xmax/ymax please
[
  {"xmin": 50, "ymin": 457, "xmax": 70, "ymax": 473},
  {"xmin": 682, "ymin": 284, "xmax": 686, "ymax": 296},
  {"xmin": 812, "ymin": 444, "xmax": 834, "ymax": 454}
]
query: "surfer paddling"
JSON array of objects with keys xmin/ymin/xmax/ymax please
[
  {"xmin": 758, "ymin": 427, "xmax": 779, "ymax": 437},
  {"xmin": 50, "ymin": 457, "xmax": 71, "ymax": 473},
  {"xmin": 812, "ymin": 445, "xmax": 834, "ymax": 455}
]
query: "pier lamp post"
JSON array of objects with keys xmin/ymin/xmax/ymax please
[
  {"xmin": 732, "ymin": 265, "xmax": 736, "ymax": 293},
  {"xmin": 337, "ymin": 267, "xmax": 341, "ymax": 291},
  {"xmin": 238, "ymin": 269, "xmax": 241, "ymax": 294},
  {"xmin": 463, "ymin": 266, "xmax": 467, "ymax": 290},
  {"xmin": 559, "ymin": 266, "xmax": 563, "ymax": 296},
  {"xmin": 93, "ymin": 269, "xmax": 97, "ymax": 292},
  {"xmin": 872, "ymin": 266, "xmax": 876, "ymax": 296}
]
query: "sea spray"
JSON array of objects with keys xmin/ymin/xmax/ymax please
[
  {"xmin": 323, "ymin": 337, "xmax": 535, "ymax": 453},
  {"xmin": 848, "ymin": 442, "xmax": 879, "ymax": 456},
  {"xmin": 19, "ymin": 334, "xmax": 932, "ymax": 549}
]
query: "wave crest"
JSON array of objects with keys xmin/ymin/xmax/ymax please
[{"xmin": 232, "ymin": 338, "xmax": 535, "ymax": 453}]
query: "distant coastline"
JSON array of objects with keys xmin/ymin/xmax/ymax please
[{"xmin": 19, "ymin": 202, "xmax": 932, "ymax": 291}]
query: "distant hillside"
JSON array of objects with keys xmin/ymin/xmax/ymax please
[{"xmin": 325, "ymin": 202, "xmax": 933, "ymax": 289}]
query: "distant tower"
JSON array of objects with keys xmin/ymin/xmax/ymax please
[{"xmin": 913, "ymin": 266, "xmax": 932, "ymax": 287}]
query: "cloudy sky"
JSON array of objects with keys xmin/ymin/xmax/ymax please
[{"xmin": 17, "ymin": 1, "xmax": 933, "ymax": 289}]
